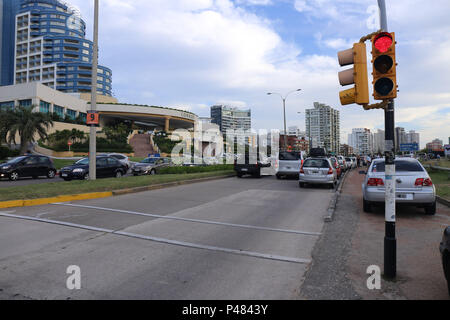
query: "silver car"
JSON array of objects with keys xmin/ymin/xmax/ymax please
[
  {"xmin": 361, "ymin": 158, "xmax": 436, "ymax": 214},
  {"xmin": 299, "ymin": 157, "xmax": 337, "ymax": 189},
  {"xmin": 131, "ymin": 157, "xmax": 172, "ymax": 175},
  {"xmin": 276, "ymin": 151, "xmax": 306, "ymax": 179}
]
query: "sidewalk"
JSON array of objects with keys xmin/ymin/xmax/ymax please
[
  {"xmin": 300, "ymin": 169, "xmax": 450, "ymax": 300},
  {"xmin": 346, "ymin": 170, "xmax": 449, "ymax": 299}
]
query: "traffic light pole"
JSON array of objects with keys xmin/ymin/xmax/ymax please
[
  {"xmin": 378, "ymin": 0, "xmax": 396, "ymax": 279},
  {"xmin": 89, "ymin": 0, "xmax": 99, "ymax": 180}
]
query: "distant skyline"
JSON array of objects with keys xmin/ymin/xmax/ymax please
[{"xmin": 63, "ymin": 0, "xmax": 449, "ymax": 146}]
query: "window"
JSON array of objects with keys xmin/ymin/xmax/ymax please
[
  {"xmin": 0, "ymin": 101, "xmax": 15, "ymax": 111},
  {"xmin": 279, "ymin": 152, "xmax": 301, "ymax": 161},
  {"xmin": 66, "ymin": 109, "xmax": 76, "ymax": 120},
  {"xmin": 107, "ymin": 158, "xmax": 119, "ymax": 166},
  {"xmin": 303, "ymin": 159, "xmax": 330, "ymax": 168},
  {"xmin": 54, "ymin": 105, "xmax": 64, "ymax": 117},
  {"xmin": 19, "ymin": 99, "xmax": 32, "ymax": 108},
  {"xmin": 371, "ymin": 160, "xmax": 424, "ymax": 173},
  {"xmin": 39, "ymin": 101, "xmax": 50, "ymax": 113},
  {"xmin": 97, "ymin": 158, "xmax": 107, "ymax": 167}
]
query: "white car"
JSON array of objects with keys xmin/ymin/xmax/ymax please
[{"xmin": 103, "ymin": 153, "xmax": 131, "ymax": 171}]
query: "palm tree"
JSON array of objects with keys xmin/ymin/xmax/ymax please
[
  {"xmin": 0, "ymin": 109, "xmax": 13, "ymax": 145},
  {"xmin": 7, "ymin": 106, "xmax": 54, "ymax": 155}
]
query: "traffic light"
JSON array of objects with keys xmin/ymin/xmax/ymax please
[
  {"xmin": 337, "ymin": 43, "xmax": 369, "ymax": 106},
  {"xmin": 371, "ymin": 32, "xmax": 397, "ymax": 100}
]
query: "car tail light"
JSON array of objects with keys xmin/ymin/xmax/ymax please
[
  {"xmin": 415, "ymin": 178, "xmax": 433, "ymax": 186},
  {"xmin": 368, "ymin": 178, "xmax": 384, "ymax": 186},
  {"xmin": 328, "ymin": 167, "xmax": 333, "ymax": 175},
  {"xmin": 300, "ymin": 166, "xmax": 305, "ymax": 174}
]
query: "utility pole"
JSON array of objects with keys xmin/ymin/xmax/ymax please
[
  {"xmin": 378, "ymin": 0, "xmax": 397, "ymax": 279},
  {"xmin": 89, "ymin": 0, "xmax": 99, "ymax": 180}
]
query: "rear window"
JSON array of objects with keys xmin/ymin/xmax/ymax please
[
  {"xmin": 371, "ymin": 160, "xmax": 424, "ymax": 172},
  {"xmin": 111, "ymin": 155, "xmax": 125, "ymax": 160},
  {"xmin": 303, "ymin": 159, "xmax": 330, "ymax": 168},
  {"xmin": 279, "ymin": 152, "xmax": 300, "ymax": 161}
]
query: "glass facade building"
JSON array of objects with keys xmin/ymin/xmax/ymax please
[
  {"xmin": 11, "ymin": 0, "xmax": 112, "ymax": 96},
  {"xmin": 0, "ymin": 0, "xmax": 20, "ymax": 86}
]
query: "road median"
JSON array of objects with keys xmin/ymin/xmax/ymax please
[{"xmin": 0, "ymin": 170, "xmax": 235, "ymax": 209}]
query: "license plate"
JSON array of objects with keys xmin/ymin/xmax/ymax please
[
  {"xmin": 286, "ymin": 166, "xmax": 291, "ymax": 169},
  {"xmin": 312, "ymin": 171, "xmax": 319, "ymax": 174},
  {"xmin": 241, "ymin": 168, "xmax": 248, "ymax": 172},
  {"xmin": 397, "ymin": 194, "xmax": 413, "ymax": 200},
  {"xmin": 61, "ymin": 173, "xmax": 68, "ymax": 177}
]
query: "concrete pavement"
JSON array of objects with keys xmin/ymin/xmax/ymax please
[{"xmin": 0, "ymin": 175, "xmax": 334, "ymax": 299}]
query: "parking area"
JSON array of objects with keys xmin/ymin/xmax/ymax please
[{"xmin": 0, "ymin": 175, "xmax": 334, "ymax": 299}]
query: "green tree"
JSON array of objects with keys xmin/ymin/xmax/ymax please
[{"xmin": 7, "ymin": 106, "xmax": 53, "ymax": 155}]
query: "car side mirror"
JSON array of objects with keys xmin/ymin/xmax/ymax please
[{"xmin": 359, "ymin": 170, "xmax": 367, "ymax": 175}]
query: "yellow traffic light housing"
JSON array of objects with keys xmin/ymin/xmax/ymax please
[
  {"xmin": 337, "ymin": 43, "xmax": 369, "ymax": 106},
  {"xmin": 371, "ymin": 32, "xmax": 397, "ymax": 100}
]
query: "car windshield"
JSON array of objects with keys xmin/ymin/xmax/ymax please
[
  {"xmin": 5, "ymin": 156, "xmax": 27, "ymax": 164},
  {"xmin": 371, "ymin": 160, "xmax": 424, "ymax": 172},
  {"xmin": 75, "ymin": 158, "xmax": 89, "ymax": 165},
  {"xmin": 279, "ymin": 152, "xmax": 300, "ymax": 161},
  {"xmin": 141, "ymin": 158, "xmax": 158, "ymax": 164},
  {"xmin": 303, "ymin": 159, "xmax": 330, "ymax": 168}
]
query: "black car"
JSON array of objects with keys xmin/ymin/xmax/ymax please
[
  {"xmin": 0, "ymin": 155, "xmax": 56, "ymax": 181},
  {"xmin": 440, "ymin": 226, "xmax": 450, "ymax": 295},
  {"xmin": 234, "ymin": 154, "xmax": 271, "ymax": 178},
  {"xmin": 59, "ymin": 156, "xmax": 127, "ymax": 181}
]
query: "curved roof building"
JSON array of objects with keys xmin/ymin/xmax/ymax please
[{"xmin": 14, "ymin": 0, "xmax": 112, "ymax": 96}]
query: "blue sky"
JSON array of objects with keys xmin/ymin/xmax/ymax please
[{"xmin": 68, "ymin": 0, "xmax": 450, "ymax": 148}]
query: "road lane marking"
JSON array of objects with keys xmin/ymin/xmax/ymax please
[
  {"xmin": 52, "ymin": 203, "xmax": 322, "ymax": 236},
  {"xmin": 0, "ymin": 212, "xmax": 311, "ymax": 265}
]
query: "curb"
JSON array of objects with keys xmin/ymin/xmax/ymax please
[
  {"xmin": 437, "ymin": 196, "xmax": 450, "ymax": 208},
  {"xmin": 0, "ymin": 174, "xmax": 235, "ymax": 209},
  {"xmin": 324, "ymin": 169, "xmax": 349, "ymax": 222}
]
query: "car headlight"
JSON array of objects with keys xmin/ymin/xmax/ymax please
[
  {"xmin": 1, "ymin": 165, "xmax": 11, "ymax": 170},
  {"xmin": 73, "ymin": 168, "xmax": 85, "ymax": 173}
]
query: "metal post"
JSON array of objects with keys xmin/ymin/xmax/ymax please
[
  {"xmin": 379, "ymin": 0, "xmax": 396, "ymax": 279},
  {"xmin": 283, "ymin": 98, "xmax": 287, "ymax": 149},
  {"xmin": 89, "ymin": 0, "xmax": 99, "ymax": 180}
]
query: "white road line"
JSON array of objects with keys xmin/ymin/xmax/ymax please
[
  {"xmin": 52, "ymin": 203, "xmax": 322, "ymax": 236},
  {"xmin": 0, "ymin": 212, "xmax": 310, "ymax": 265}
]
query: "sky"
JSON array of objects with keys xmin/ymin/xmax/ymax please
[{"xmin": 67, "ymin": 0, "xmax": 450, "ymax": 148}]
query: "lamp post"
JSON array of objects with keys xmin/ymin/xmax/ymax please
[
  {"xmin": 267, "ymin": 89, "xmax": 302, "ymax": 151},
  {"xmin": 89, "ymin": 0, "xmax": 99, "ymax": 180}
]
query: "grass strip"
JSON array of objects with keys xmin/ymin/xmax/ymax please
[
  {"xmin": 428, "ymin": 170, "xmax": 450, "ymax": 201},
  {"xmin": 0, "ymin": 170, "xmax": 234, "ymax": 202}
]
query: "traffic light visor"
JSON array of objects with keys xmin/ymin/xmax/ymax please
[{"xmin": 374, "ymin": 32, "xmax": 393, "ymax": 53}]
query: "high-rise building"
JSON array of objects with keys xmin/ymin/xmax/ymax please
[
  {"xmin": 406, "ymin": 130, "xmax": 420, "ymax": 146},
  {"xmin": 395, "ymin": 127, "xmax": 407, "ymax": 151},
  {"xmin": 305, "ymin": 102, "xmax": 340, "ymax": 154},
  {"xmin": 373, "ymin": 129, "xmax": 385, "ymax": 154},
  {"xmin": 10, "ymin": 0, "xmax": 112, "ymax": 96},
  {"xmin": 349, "ymin": 128, "xmax": 372, "ymax": 155},
  {"xmin": 210, "ymin": 105, "xmax": 251, "ymax": 133},
  {"xmin": 0, "ymin": 0, "xmax": 20, "ymax": 86}
]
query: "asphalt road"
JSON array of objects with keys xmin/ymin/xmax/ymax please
[{"xmin": 0, "ymin": 175, "xmax": 334, "ymax": 299}]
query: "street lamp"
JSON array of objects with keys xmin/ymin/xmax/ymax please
[{"xmin": 267, "ymin": 89, "xmax": 302, "ymax": 150}]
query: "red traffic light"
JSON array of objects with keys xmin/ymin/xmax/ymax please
[{"xmin": 374, "ymin": 32, "xmax": 393, "ymax": 53}]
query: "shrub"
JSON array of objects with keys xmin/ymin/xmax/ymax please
[{"xmin": 0, "ymin": 146, "xmax": 20, "ymax": 160}]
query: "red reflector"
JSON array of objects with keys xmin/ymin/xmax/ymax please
[
  {"xmin": 374, "ymin": 33, "xmax": 393, "ymax": 53},
  {"xmin": 368, "ymin": 178, "xmax": 384, "ymax": 186}
]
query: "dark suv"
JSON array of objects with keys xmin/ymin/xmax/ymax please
[{"xmin": 0, "ymin": 155, "xmax": 57, "ymax": 181}]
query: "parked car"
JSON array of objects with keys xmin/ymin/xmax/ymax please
[
  {"xmin": 329, "ymin": 156, "xmax": 342, "ymax": 178},
  {"xmin": 60, "ymin": 156, "xmax": 127, "ymax": 181},
  {"xmin": 103, "ymin": 153, "xmax": 131, "ymax": 171},
  {"xmin": 337, "ymin": 155, "xmax": 347, "ymax": 172},
  {"xmin": 440, "ymin": 226, "xmax": 450, "ymax": 296},
  {"xmin": 299, "ymin": 157, "xmax": 337, "ymax": 189},
  {"xmin": 276, "ymin": 151, "xmax": 306, "ymax": 179},
  {"xmin": 131, "ymin": 157, "xmax": 172, "ymax": 176},
  {"xmin": 351, "ymin": 157, "xmax": 358, "ymax": 168},
  {"xmin": 0, "ymin": 155, "xmax": 56, "ymax": 181},
  {"xmin": 361, "ymin": 158, "xmax": 436, "ymax": 214},
  {"xmin": 345, "ymin": 157, "xmax": 354, "ymax": 170}
]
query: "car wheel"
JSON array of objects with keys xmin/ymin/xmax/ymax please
[
  {"xmin": 83, "ymin": 174, "xmax": 90, "ymax": 181},
  {"xmin": 363, "ymin": 199, "xmax": 372, "ymax": 213},
  {"xmin": 9, "ymin": 171, "xmax": 19, "ymax": 181},
  {"xmin": 236, "ymin": 173, "xmax": 243, "ymax": 178},
  {"xmin": 116, "ymin": 171, "xmax": 123, "ymax": 178},
  {"xmin": 443, "ymin": 253, "xmax": 450, "ymax": 296},
  {"xmin": 299, "ymin": 182, "xmax": 305, "ymax": 188},
  {"xmin": 47, "ymin": 170, "xmax": 56, "ymax": 179},
  {"xmin": 276, "ymin": 174, "xmax": 281, "ymax": 180},
  {"xmin": 424, "ymin": 201, "xmax": 436, "ymax": 215},
  {"xmin": 150, "ymin": 169, "xmax": 156, "ymax": 175}
]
